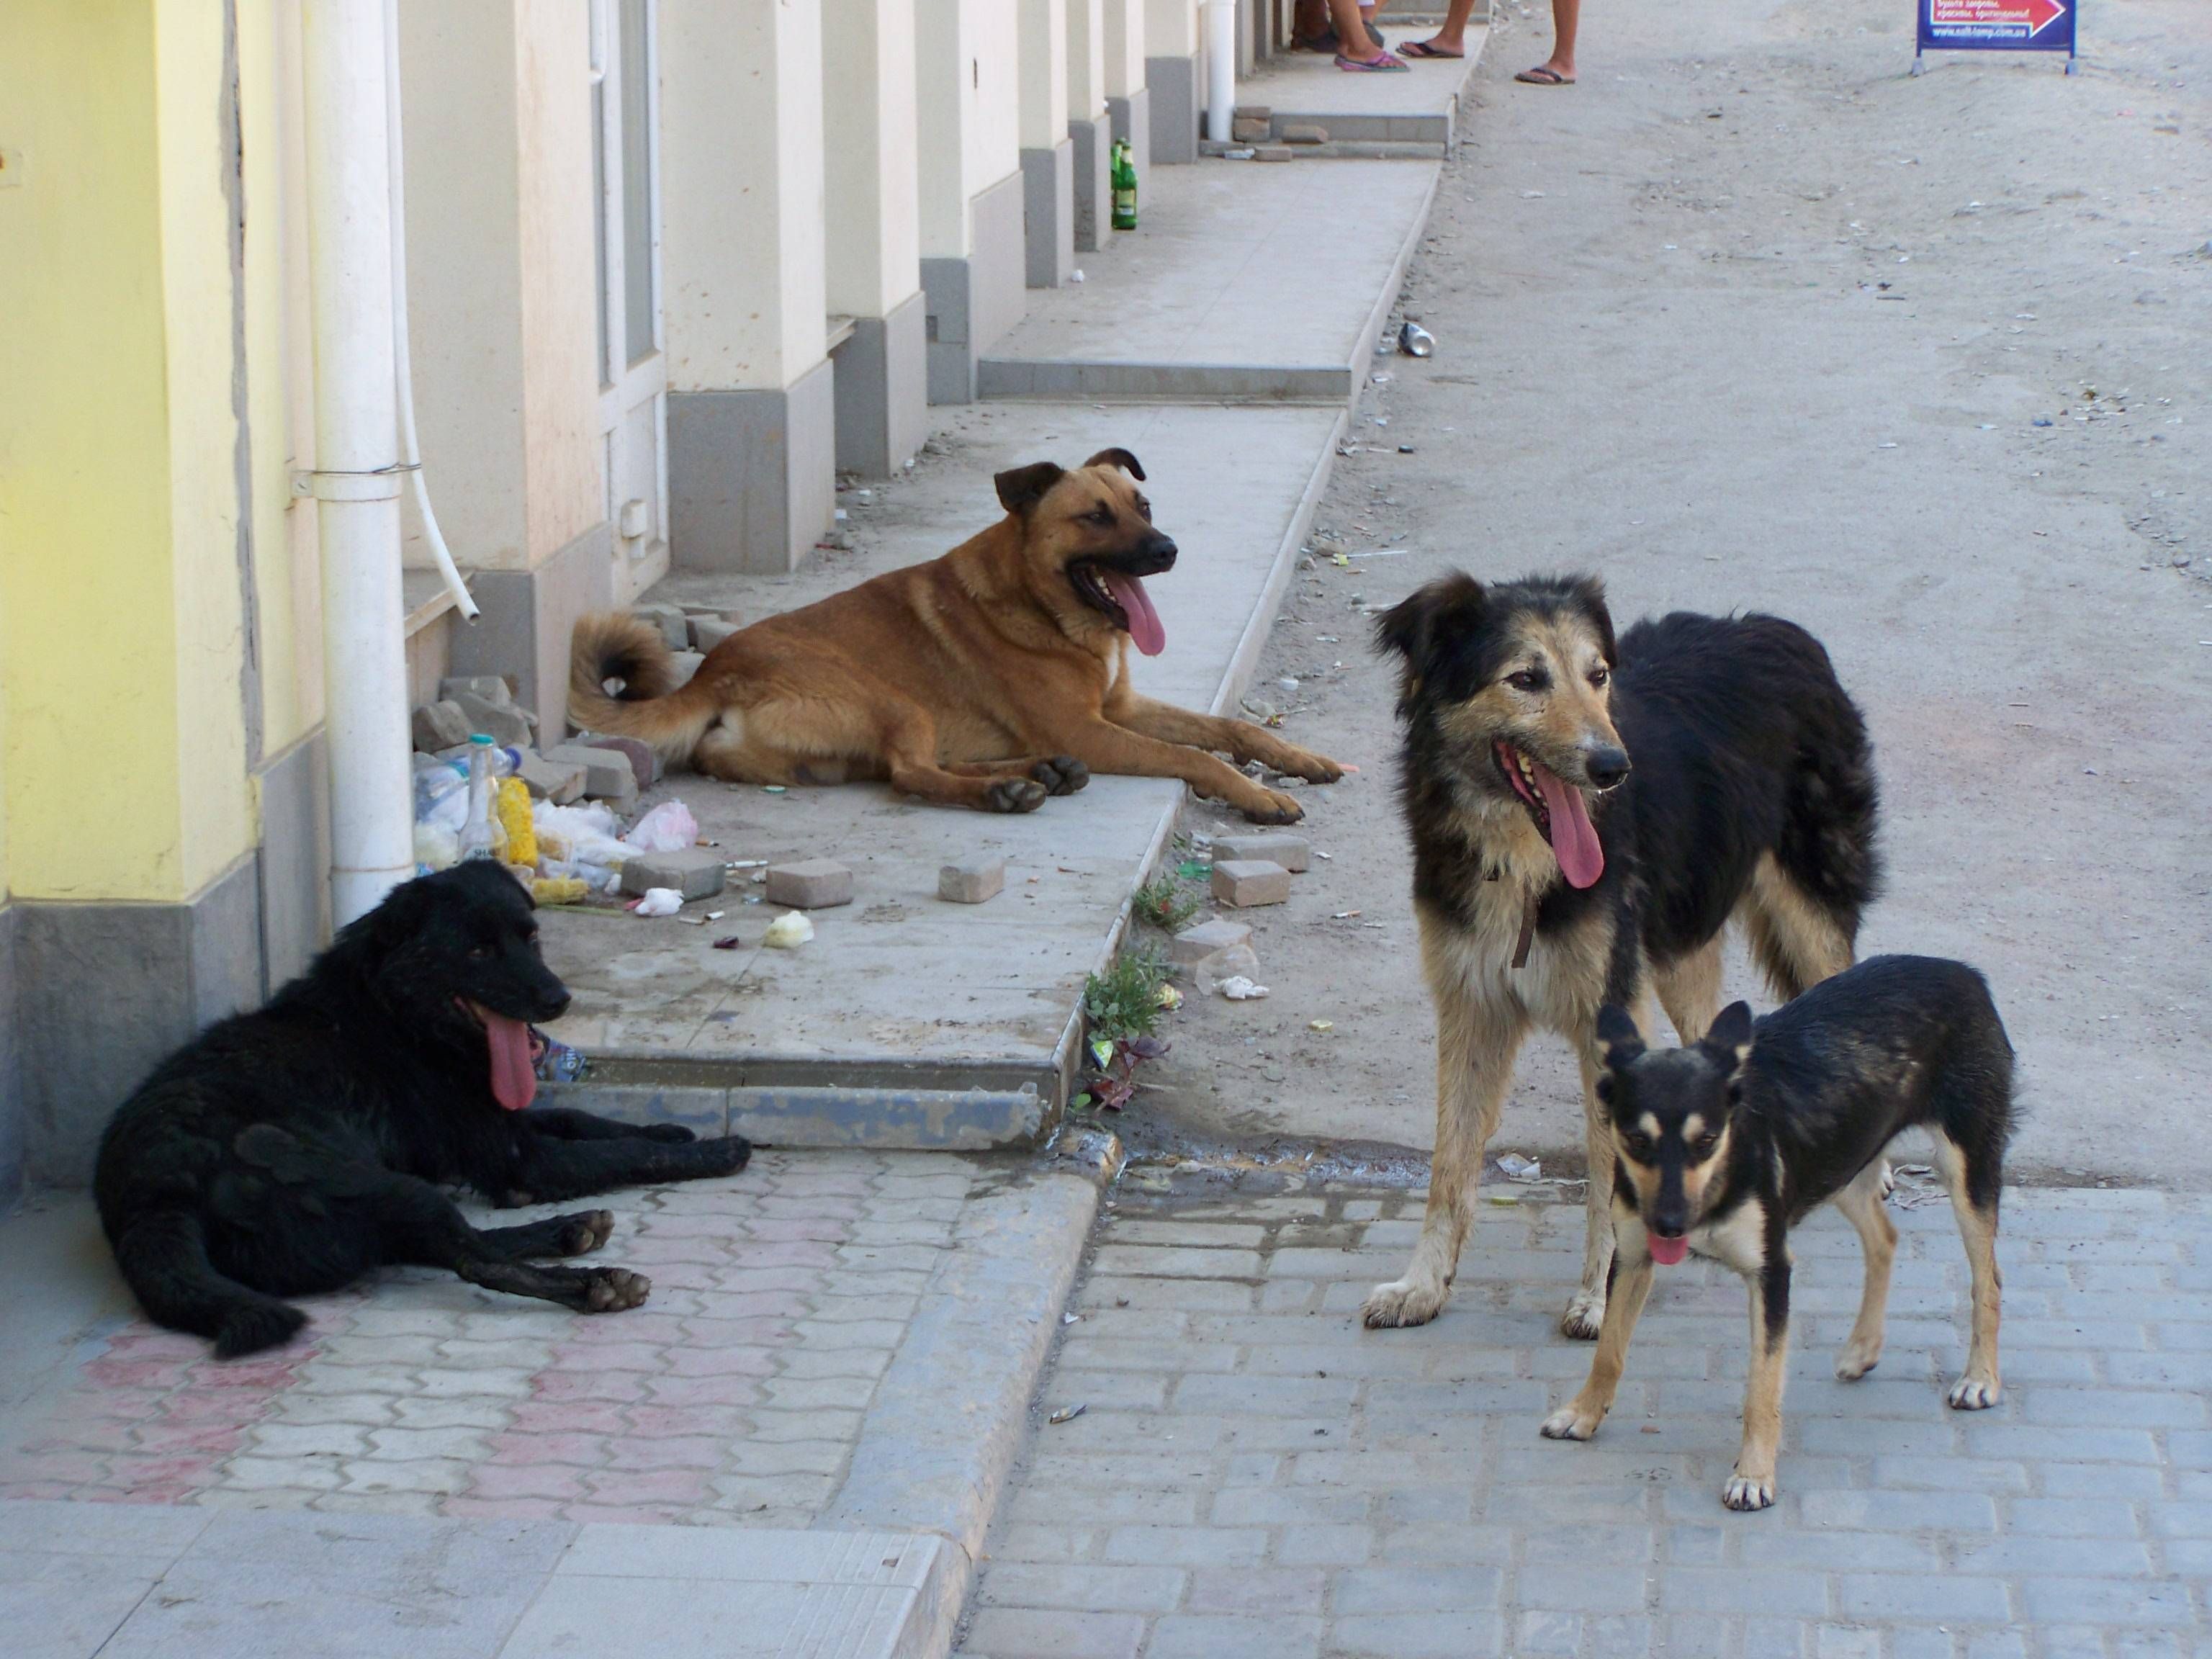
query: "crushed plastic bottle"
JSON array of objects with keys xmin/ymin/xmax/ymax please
[
  {"xmin": 1398, "ymin": 320, "xmax": 1437, "ymax": 358},
  {"xmin": 458, "ymin": 734, "xmax": 505, "ymax": 863}
]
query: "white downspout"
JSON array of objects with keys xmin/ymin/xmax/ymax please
[
  {"xmin": 302, "ymin": 0, "xmax": 415, "ymax": 924},
  {"xmin": 1202, "ymin": 1, "xmax": 1237, "ymax": 141},
  {"xmin": 384, "ymin": 0, "xmax": 478, "ymax": 624}
]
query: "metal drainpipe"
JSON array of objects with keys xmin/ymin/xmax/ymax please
[
  {"xmin": 301, "ymin": 0, "xmax": 415, "ymax": 924},
  {"xmin": 1203, "ymin": 0, "xmax": 1238, "ymax": 142}
]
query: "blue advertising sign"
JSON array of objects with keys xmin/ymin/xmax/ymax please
[{"xmin": 1917, "ymin": 0, "xmax": 2078, "ymax": 71}]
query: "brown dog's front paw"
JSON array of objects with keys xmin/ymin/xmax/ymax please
[
  {"xmin": 1239, "ymin": 789, "xmax": 1305, "ymax": 824},
  {"xmin": 986, "ymin": 778, "xmax": 1050, "ymax": 813},
  {"xmin": 1292, "ymin": 751, "xmax": 1346, "ymax": 784},
  {"xmin": 1033, "ymin": 756, "xmax": 1090, "ymax": 796}
]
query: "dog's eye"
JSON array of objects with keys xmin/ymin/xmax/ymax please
[
  {"xmin": 1622, "ymin": 1133, "xmax": 1653, "ymax": 1159},
  {"xmin": 1693, "ymin": 1132, "xmax": 1720, "ymax": 1156},
  {"xmin": 1506, "ymin": 670, "xmax": 1547, "ymax": 692},
  {"xmin": 1589, "ymin": 666, "xmax": 1610, "ymax": 688},
  {"xmin": 1088, "ymin": 505, "xmax": 1114, "ymax": 525},
  {"xmin": 468, "ymin": 945, "xmax": 494, "ymax": 961}
]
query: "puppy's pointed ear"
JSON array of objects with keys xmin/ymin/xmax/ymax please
[
  {"xmin": 1569, "ymin": 574, "xmax": 1619, "ymax": 666},
  {"xmin": 1701, "ymin": 1001, "xmax": 1755, "ymax": 1071},
  {"xmin": 994, "ymin": 461, "xmax": 1066, "ymax": 516},
  {"xmin": 1595, "ymin": 1004, "xmax": 1645, "ymax": 1068},
  {"xmin": 1082, "ymin": 447, "xmax": 1145, "ymax": 480},
  {"xmin": 1374, "ymin": 572, "xmax": 1486, "ymax": 674}
]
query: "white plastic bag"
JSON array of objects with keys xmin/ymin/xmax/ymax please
[
  {"xmin": 622, "ymin": 799, "xmax": 699, "ymax": 854},
  {"xmin": 763, "ymin": 911, "xmax": 814, "ymax": 949},
  {"xmin": 630, "ymin": 888, "xmax": 683, "ymax": 917}
]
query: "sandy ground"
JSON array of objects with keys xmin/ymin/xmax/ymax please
[{"xmin": 1135, "ymin": 0, "xmax": 2211, "ymax": 1186}]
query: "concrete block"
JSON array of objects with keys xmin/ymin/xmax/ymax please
[
  {"xmin": 688, "ymin": 614, "xmax": 742, "ymax": 653},
  {"xmin": 1169, "ymin": 918, "xmax": 1253, "ymax": 964},
  {"xmin": 577, "ymin": 732, "xmax": 657, "ymax": 789},
  {"xmin": 633, "ymin": 602, "xmax": 689, "ymax": 649},
  {"xmin": 1231, "ymin": 117, "xmax": 1271, "ymax": 143},
  {"xmin": 618, "ymin": 848, "xmax": 727, "ymax": 902},
  {"xmin": 766, "ymin": 859, "xmax": 854, "ymax": 909},
  {"xmin": 513, "ymin": 750, "xmax": 586, "ymax": 806},
  {"xmin": 1210, "ymin": 860, "xmax": 1290, "ymax": 907},
  {"xmin": 1280, "ymin": 124, "xmax": 1328, "ymax": 145},
  {"xmin": 938, "ymin": 858, "xmax": 1007, "ymax": 904},
  {"xmin": 449, "ymin": 690, "xmax": 534, "ymax": 748},
  {"xmin": 1209, "ymin": 834, "xmax": 1310, "ymax": 873},
  {"xmin": 1233, "ymin": 104, "xmax": 1272, "ymax": 121},
  {"xmin": 441, "ymin": 675, "xmax": 516, "ymax": 706},
  {"xmin": 1252, "ymin": 146, "xmax": 1295, "ymax": 163},
  {"xmin": 411, "ymin": 699, "xmax": 472, "ymax": 752},
  {"xmin": 541, "ymin": 745, "xmax": 638, "ymax": 807},
  {"xmin": 670, "ymin": 649, "xmax": 706, "ymax": 685}
]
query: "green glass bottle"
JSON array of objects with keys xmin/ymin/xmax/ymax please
[{"xmin": 1110, "ymin": 138, "xmax": 1138, "ymax": 231}]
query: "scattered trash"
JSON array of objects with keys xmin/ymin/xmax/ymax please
[
  {"xmin": 1398, "ymin": 444, "xmax": 1415, "ymax": 454},
  {"xmin": 1223, "ymin": 147, "xmax": 1256, "ymax": 160},
  {"xmin": 1519, "ymin": 189, "xmax": 1546, "ymax": 199},
  {"xmin": 1487, "ymin": 1191, "xmax": 1521, "ymax": 1206},
  {"xmin": 1496, "ymin": 1153, "xmax": 1542, "ymax": 1182},
  {"xmin": 1048, "ymin": 1403, "xmax": 1088, "ymax": 1425},
  {"xmin": 763, "ymin": 784, "xmax": 787, "ymax": 794},
  {"xmin": 1309, "ymin": 1019, "xmax": 1334, "ymax": 1033},
  {"xmin": 705, "ymin": 910, "xmax": 724, "ymax": 921},
  {"xmin": 629, "ymin": 888, "xmax": 683, "ymax": 917},
  {"xmin": 1219, "ymin": 975, "xmax": 1270, "ymax": 1000},
  {"xmin": 1331, "ymin": 909, "xmax": 1362, "ymax": 920},
  {"xmin": 1398, "ymin": 320, "xmax": 1437, "ymax": 357},
  {"xmin": 1063, "ymin": 1311, "xmax": 1082, "ymax": 1326},
  {"xmin": 531, "ymin": 1028, "xmax": 587, "ymax": 1084},
  {"xmin": 531, "ymin": 876, "xmax": 589, "ymax": 906},
  {"xmin": 712, "ymin": 935, "xmax": 744, "ymax": 950},
  {"xmin": 1070, "ymin": 268, "xmax": 1087, "ymax": 282},
  {"xmin": 763, "ymin": 911, "xmax": 815, "ymax": 949},
  {"xmin": 622, "ymin": 799, "xmax": 699, "ymax": 854},
  {"xmin": 1156, "ymin": 983, "xmax": 1184, "ymax": 1011}
]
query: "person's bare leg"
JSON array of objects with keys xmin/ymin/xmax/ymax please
[
  {"xmin": 1328, "ymin": 0, "xmax": 1382, "ymax": 56},
  {"xmin": 1416, "ymin": 0, "xmax": 1483, "ymax": 55},
  {"xmin": 1548, "ymin": 0, "xmax": 1581, "ymax": 79}
]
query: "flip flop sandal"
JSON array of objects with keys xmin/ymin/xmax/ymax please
[
  {"xmin": 1400, "ymin": 40, "xmax": 1464, "ymax": 59},
  {"xmin": 1336, "ymin": 50, "xmax": 1410, "ymax": 71},
  {"xmin": 1514, "ymin": 65, "xmax": 1575, "ymax": 84}
]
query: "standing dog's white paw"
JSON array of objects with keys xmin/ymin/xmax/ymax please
[
  {"xmin": 1540, "ymin": 1403, "xmax": 1604, "ymax": 1441},
  {"xmin": 1834, "ymin": 1336, "xmax": 1884, "ymax": 1381},
  {"xmin": 1362, "ymin": 1277, "xmax": 1448, "ymax": 1329},
  {"xmin": 1560, "ymin": 1290, "xmax": 1606, "ymax": 1341},
  {"xmin": 1946, "ymin": 1373, "xmax": 2000, "ymax": 1410},
  {"xmin": 1722, "ymin": 1473, "xmax": 1776, "ymax": 1511}
]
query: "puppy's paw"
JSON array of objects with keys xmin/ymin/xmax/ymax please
[
  {"xmin": 1239, "ymin": 789, "xmax": 1305, "ymax": 825},
  {"xmin": 639, "ymin": 1123, "xmax": 696, "ymax": 1143},
  {"xmin": 986, "ymin": 778, "xmax": 1050, "ymax": 814},
  {"xmin": 1539, "ymin": 1402, "xmax": 1605, "ymax": 1442},
  {"xmin": 1362, "ymin": 1277, "xmax": 1447, "ymax": 1329},
  {"xmin": 558, "ymin": 1210, "xmax": 616, "ymax": 1255},
  {"xmin": 581, "ymin": 1267, "xmax": 651, "ymax": 1313},
  {"xmin": 1946, "ymin": 1372, "xmax": 2000, "ymax": 1411},
  {"xmin": 693, "ymin": 1134, "xmax": 753, "ymax": 1177},
  {"xmin": 1835, "ymin": 1336, "xmax": 1884, "ymax": 1381},
  {"xmin": 1033, "ymin": 756, "xmax": 1090, "ymax": 796},
  {"xmin": 1560, "ymin": 1290, "xmax": 1608, "ymax": 1341},
  {"xmin": 1722, "ymin": 1472, "xmax": 1776, "ymax": 1512}
]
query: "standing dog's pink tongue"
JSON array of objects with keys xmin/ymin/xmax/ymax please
[
  {"xmin": 1534, "ymin": 765, "xmax": 1605, "ymax": 889},
  {"xmin": 480, "ymin": 1010, "xmax": 538, "ymax": 1112},
  {"xmin": 1648, "ymin": 1234, "xmax": 1689, "ymax": 1266},
  {"xmin": 1102, "ymin": 571, "xmax": 1166, "ymax": 657}
]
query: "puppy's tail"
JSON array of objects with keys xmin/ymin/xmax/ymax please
[
  {"xmin": 567, "ymin": 611, "xmax": 720, "ymax": 770},
  {"xmin": 111, "ymin": 1210, "xmax": 308, "ymax": 1359}
]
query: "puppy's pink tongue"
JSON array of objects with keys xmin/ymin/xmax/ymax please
[
  {"xmin": 482, "ymin": 1011, "xmax": 538, "ymax": 1112},
  {"xmin": 1534, "ymin": 765, "xmax": 1604, "ymax": 889},
  {"xmin": 1102, "ymin": 572, "xmax": 1166, "ymax": 657},
  {"xmin": 1648, "ymin": 1234, "xmax": 1689, "ymax": 1266}
]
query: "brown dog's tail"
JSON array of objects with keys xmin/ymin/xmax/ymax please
[{"xmin": 568, "ymin": 611, "xmax": 720, "ymax": 768}]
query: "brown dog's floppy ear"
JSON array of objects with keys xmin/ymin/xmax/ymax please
[
  {"xmin": 1374, "ymin": 570, "xmax": 1487, "ymax": 673},
  {"xmin": 1569, "ymin": 574, "xmax": 1619, "ymax": 666},
  {"xmin": 994, "ymin": 461, "xmax": 1066, "ymax": 516},
  {"xmin": 1082, "ymin": 447, "xmax": 1146, "ymax": 481}
]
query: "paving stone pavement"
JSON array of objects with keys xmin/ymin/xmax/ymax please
[
  {"xmin": 958, "ymin": 1171, "xmax": 2211, "ymax": 1659},
  {"xmin": 0, "ymin": 1151, "xmax": 979, "ymax": 1528}
]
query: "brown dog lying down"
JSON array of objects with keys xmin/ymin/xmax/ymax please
[{"xmin": 569, "ymin": 449, "xmax": 1344, "ymax": 822}]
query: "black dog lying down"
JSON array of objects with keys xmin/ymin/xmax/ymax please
[
  {"xmin": 1543, "ymin": 956, "xmax": 2015, "ymax": 1511},
  {"xmin": 95, "ymin": 862, "xmax": 749, "ymax": 1357}
]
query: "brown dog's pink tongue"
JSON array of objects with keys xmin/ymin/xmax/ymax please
[
  {"xmin": 482, "ymin": 1012, "xmax": 538, "ymax": 1112},
  {"xmin": 1648, "ymin": 1233, "xmax": 1689, "ymax": 1265},
  {"xmin": 1102, "ymin": 572, "xmax": 1166, "ymax": 657},
  {"xmin": 1534, "ymin": 765, "xmax": 1605, "ymax": 889}
]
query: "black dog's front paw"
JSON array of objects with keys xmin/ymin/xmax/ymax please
[
  {"xmin": 639, "ymin": 1123, "xmax": 696, "ymax": 1143},
  {"xmin": 580, "ymin": 1267, "xmax": 651, "ymax": 1312},
  {"xmin": 1033, "ymin": 755, "xmax": 1090, "ymax": 796},
  {"xmin": 687, "ymin": 1134, "xmax": 752, "ymax": 1177},
  {"xmin": 557, "ymin": 1210, "xmax": 616, "ymax": 1255}
]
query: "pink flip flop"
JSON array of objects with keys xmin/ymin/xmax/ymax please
[{"xmin": 1336, "ymin": 50, "xmax": 1410, "ymax": 71}]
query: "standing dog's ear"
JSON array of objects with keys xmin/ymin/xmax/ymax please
[
  {"xmin": 1375, "ymin": 571, "xmax": 1488, "ymax": 674},
  {"xmin": 1594, "ymin": 1004, "xmax": 1645, "ymax": 1067},
  {"xmin": 1699, "ymin": 1001, "xmax": 1755, "ymax": 1072},
  {"xmin": 995, "ymin": 461, "xmax": 1066, "ymax": 516},
  {"xmin": 1082, "ymin": 447, "xmax": 1146, "ymax": 480},
  {"xmin": 1568, "ymin": 574, "xmax": 1619, "ymax": 667}
]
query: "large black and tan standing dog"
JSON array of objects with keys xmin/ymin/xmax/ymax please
[
  {"xmin": 1545, "ymin": 958, "xmax": 2013, "ymax": 1510},
  {"xmin": 1362, "ymin": 572, "xmax": 1879, "ymax": 1339},
  {"xmin": 570, "ymin": 451, "xmax": 1343, "ymax": 824},
  {"xmin": 95, "ymin": 863, "xmax": 751, "ymax": 1357}
]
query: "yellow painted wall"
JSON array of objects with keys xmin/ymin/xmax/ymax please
[{"xmin": 0, "ymin": 0, "xmax": 262, "ymax": 902}]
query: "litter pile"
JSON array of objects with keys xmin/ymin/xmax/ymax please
[{"xmin": 1166, "ymin": 831, "xmax": 1317, "ymax": 999}]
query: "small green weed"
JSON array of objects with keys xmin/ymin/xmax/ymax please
[
  {"xmin": 1079, "ymin": 947, "xmax": 1175, "ymax": 1112},
  {"xmin": 1132, "ymin": 873, "xmax": 1203, "ymax": 933}
]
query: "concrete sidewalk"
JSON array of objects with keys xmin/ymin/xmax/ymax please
[{"xmin": 0, "ymin": 1141, "xmax": 1115, "ymax": 1658}]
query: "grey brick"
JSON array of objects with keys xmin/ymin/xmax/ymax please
[
  {"xmin": 2022, "ymin": 1388, "xmax": 2204, "ymax": 1429},
  {"xmin": 1889, "ymin": 1631, "xmax": 1962, "ymax": 1659},
  {"xmin": 1187, "ymin": 1568, "xmax": 1325, "ymax": 1617},
  {"xmin": 1734, "ymin": 1529, "xmax": 1941, "ymax": 1571},
  {"xmin": 963, "ymin": 1607, "xmax": 1143, "ymax": 1658},
  {"xmin": 1145, "ymin": 1614, "xmax": 1324, "ymax": 1659},
  {"xmin": 2149, "ymin": 1501, "xmax": 2212, "ymax": 1537},
  {"xmin": 1514, "ymin": 1560, "xmax": 1651, "ymax": 1613},
  {"xmin": 1089, "ymin": 1246, "xmax": 1263, "ymax": 1279},
  {"xmin": 1275, "ymin": 1524, "xmax": 1374, "ymax": 1565},
  {"xmin": 1743, "ymin": 1619, "xmax": 1810, "ymax": 1659},
  {"xmin": 977, "ymin": 1563, "xmax": 1186, "ymax": 1613},
  {"xmin": 1333, "ymin": 1565, "xmax": 1505, "ymax": 1614},
  {"xmin": 1815, "ymin": 1627, "xmax": 1882, "ymax": 1659},
  {"xmin": 1328, "ymin": 1611, "xmax": 1504, "ymax": 1658},
  {"xmin": 1954, "ymin": 1423, "xmax": 2163, "ymax": 1464},
  {"xmin": 1799, "ymin": 1488, "xmax": 1997, "ymax": 1533},
  {"xmin": 1103, "ymin": 1525, "xmax": 1266, "ymax": 1566},
  {"xmin": 2041, "ymin": 1461, "xmax": 2166, "ymax": 1498},
  {"xmin": 2006, "ymin": 1496, "xmax": 2142, "ymax": 1536},
  {"xmin": 1589, "ymin": 1616, "xmax": 1658, "ymax": 1658},
  {"xmin": 1963, "ymin": 1634, "xmax": 2029, "ymax": 1659},
  {"xmin": 1208, "ymin": 1485, "xmax": 1370, "ymax": 1526},
  {"xmin": 1834, "ymin": 1574, "xmax": 2010, "ymax": 1622},
  {"xmin": 2018, "ymin": 1578, "xmax": 2196, "ymax": 1625},
  {"xmin": 1953, "ymin": 1535, "xmax": 2154, "ymax": 1577},
  {"xmin": 1660, "ymin": 1567, "xmax": 1827, "ymax": 1617},
  {"xmin": 1869, "ymin": 1455, "xmax": 2030, "ymax": 1494},
  {"xmin": 1171, "ymin": 1374, "xmax": 1357, "ymax": 1416},
  {"xmin": 1517, "ymin": 1610, "xmax": 1584, "ymax": 1655}
]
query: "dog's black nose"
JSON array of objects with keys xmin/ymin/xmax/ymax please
[
  {"xmin": 1147, "ymin": 535, "xmax": 1177, "ymax": 568},
  {"xmin": 1585, "ymin": 746, "xmax": 1631, "ymax": 789}
]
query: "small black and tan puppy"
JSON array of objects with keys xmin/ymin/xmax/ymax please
[
  {"xmin": 96, "ymin": 861, "xmax": 750, "ymax": 1358},
  {"xmin": 1540, "ymin": 955, "xmax": 2014, "ymax": 1511}
]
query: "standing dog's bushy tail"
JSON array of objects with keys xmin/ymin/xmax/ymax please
[
  {"xmin": 111, "ymin": 1210, "xmax": 307, "ymax": 1359},
  {"xmin": 568, "ymin": 611, "xmax": 720, "ymax": 769}
]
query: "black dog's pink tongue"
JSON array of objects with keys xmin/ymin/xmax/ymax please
[
  {"xmin": 1102, "ymin": 571, "xmax": 1166, "ymax": 657},
  {"xmin": 1534, "ymin": 764, "xmax": 1604, "ymax": 889},
  {"xmin": 482, "ymin": 1011, "xmax": 538, "ymax": 1112}
]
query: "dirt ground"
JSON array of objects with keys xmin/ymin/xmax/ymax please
[{"xmin": 1133, "ymin": 0, "xmax": 2211, "ymax": 1187}]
